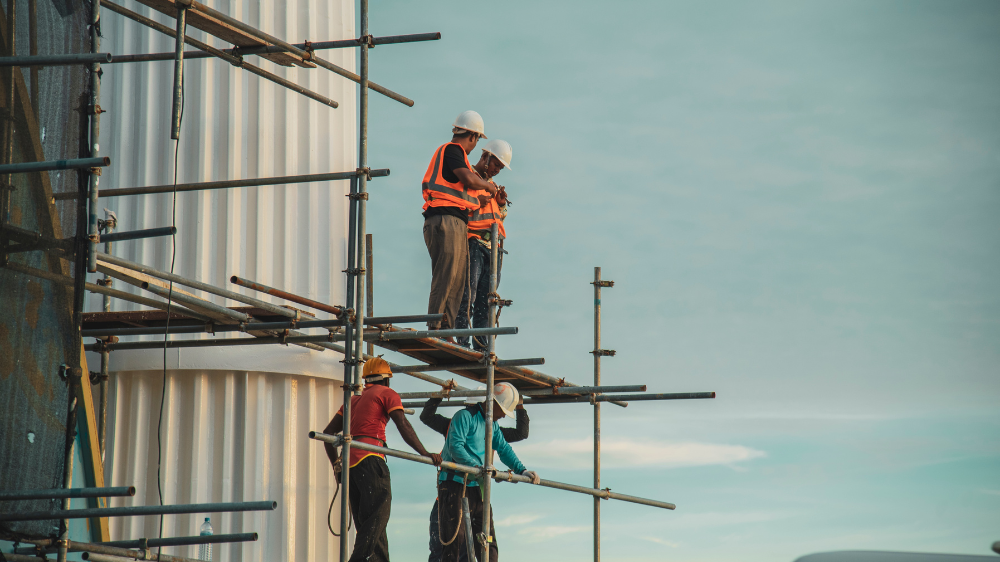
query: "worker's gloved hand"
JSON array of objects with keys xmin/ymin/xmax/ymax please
[
  {"xmin": 429, "ymin": 452, "xmax": 443, "ymax": 466},
  {"xmin": 333, "ymin": 461, "xmax": 343, "ymax": 485},
  {"xmin": 522, "ymin": 470, "xmax": 540, "ymax": 485},
  {"xmin": 496, "ymin": 185, "xmax": 509, "ymax": 207}
]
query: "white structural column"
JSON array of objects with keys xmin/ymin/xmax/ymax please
[{"xmin": 89, "ymin": 0, "xmax": 357, "ymax": 559}]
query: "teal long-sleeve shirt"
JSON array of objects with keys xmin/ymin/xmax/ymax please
[{"xmin": 439, "ymin": 405, "xmax": 527, "ymax": 486}]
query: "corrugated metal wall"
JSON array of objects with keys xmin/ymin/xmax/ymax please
[
  {"xmin": 106, "ymin": 370, "xmax": 345, "ymax": 561},
  {"xmin": 91, "ymin": 0, "xmax": 357, "ymax": 558},
  {"xmin": 92, "ymin": 0, "xmax": 356, "ymax": 324}
]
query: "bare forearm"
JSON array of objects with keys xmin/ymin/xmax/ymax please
[
  {"xmin": 391, "ymin": 411, "xmax": 431, "ymax": 456},
  {"xmin": 455, "ymin": 168, "xmax": 496, "ymax": 194},
  {"xmin": 323, "ymin": 414, "xmax": 343, "ymax": 468}
]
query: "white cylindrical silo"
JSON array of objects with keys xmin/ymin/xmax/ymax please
[{"xmin": 88, "ymin": 0, "xmax": 356, "ymax": 559}]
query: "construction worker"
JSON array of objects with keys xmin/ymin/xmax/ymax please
[
  {"xmin": 436, "ymin": 382, "xmax": 540, "ymax": 562},
  {"xmin": 421, "ymin": 387, "xmax": 530, "ymax": 562},
  {"xmin": 322, "ymin": 357, "xmax": 443, "ymax": 562},
  {"xmin": 422, "ymin": 111, "xmax": 499, "ymax": 340},
  {"xmin": 456, "ymin": 140, "xmax": 512, "ymax": 350}
]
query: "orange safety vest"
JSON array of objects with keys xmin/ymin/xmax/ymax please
[
  {"xmin": 467, "ymin": 192, "xmax": 506, "ymax": 241},
  {"xmin": 422, "ymin": 142, "xmax": 480, "ymax": 212}
]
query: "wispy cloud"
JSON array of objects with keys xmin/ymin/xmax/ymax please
[
  {"xmin": 515, "ymin": 439, "xmax": 765, "ymax": 469},
  {"xmin": 516, "ymin": 525, "xmax": 590, "ymax": 542},
  {"xmin": 641, "ymin": 536, "xmax": 679, "ymax": 547},
  {"xmin": 495, "ymin": 514, "xmax": 542, "ymax": 527}
]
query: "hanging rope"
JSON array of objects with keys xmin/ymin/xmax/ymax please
[
  {"xmin": 327, "ymin": 471, "xmax": 353, "ymax": 537},
  {"xmin": 438, "ymin": 472, "xmax": 469, "ymax": 546}
]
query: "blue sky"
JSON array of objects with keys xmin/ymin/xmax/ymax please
[{"xmin": 355, "ymin": 1, "xmax": 999, "ymax": 560}]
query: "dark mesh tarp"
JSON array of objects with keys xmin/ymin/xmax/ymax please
[{"xmin": 0, "ymin": 0, "xmax": 92, "ymax": 538}]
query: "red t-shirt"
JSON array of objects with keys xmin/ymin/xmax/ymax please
[{"xmin": 337, "ymin": 384, "xmax": 404, "ymax": 467}]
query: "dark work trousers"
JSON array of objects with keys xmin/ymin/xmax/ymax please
[
  {"xmin": 348, "ymin": 456, "xmax": 392, "ymax": 562},
  {"xmin": 456, "ymin": 241, "xmax": 501, "ymax": 350},
  {"xmin": 428, "ymin": 499, "xmax": 469, "ymax": 562},
  {"xmin": 424, "ymin": 214, "xmax": 470, "ymax": 330},
  {"xmin": 438, "ymin": 480, "xmax": 498, "ymax": 562}
]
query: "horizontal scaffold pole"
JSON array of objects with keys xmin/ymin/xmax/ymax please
[
  {"xmin": 169, "ymin": 0, "xmax": 415, "ymax": 106},
  {"xmin": 0, "ymin": 52, "xmax": 112, "ymax": 66},
  {"xmin": 101, "ymin": 0, "xmax": 339, "ymax": 110},
  {"xmin": 12, "ymin": 538, "xmax": 214, "ymax": 562},
  {"xmin": 396, "ymin": 384, "xmax": 647, "ymax": 400},
  {"xmin": 0, "ymin": 486, "xmax": 135, "ymax": 501},
  {"xmin": 80, "ymin": 314, "xmax": 445, "ymax": 338},
  {"xmin": 390, "ymin": 357, "xmax": 545, "ymax": 373},
  {"xmin": 140, "ymin": 282, "xmax": 250, "ymax": 323},
  {"xmin": 54, "ymin": 168, "xmax": 389, "ymax": 200},
  {"xmin": 111, "ymin": 32, "xmax": 441, "ymax": 64},
  {"xmin": 308, "ymin": 433, "xmax": 676, "ymax": 511},
  {"xmin": 381, "ymin": 327, "xmax": 517, "ymax": 340},
  {"xmin": 0, "ymin": 156, "xmax": 109, "ymax": 174},
  {"xmin": 400, "ymin": 391, "xmax": 716, "ymax": 408},
  {"xmin": 0, "ymin": 500, "xmax": 277, "ymax": 522},
  {"xmin": 100, "ymin": 226, "xmax": 176, "ymax": 243},
  {"xmin": 3, "ymin": 262, "xmax": 213, "ymax": 321},
  {"xmin": 231, "ymin": 274, "xmax": 345, "ymax": 316},
  {"xmin": 16, "ymin": 533, "xmax": 257, "ymax": 556},
  {"xmin": 95, "ymin": 252, "xmax": 301, "ymax": 319},
  {"xmin": 86, "ymin": 327, "xmax": 518, "ymax": 352}
]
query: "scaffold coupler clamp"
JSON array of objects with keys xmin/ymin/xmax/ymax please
[
  {"xmin": 601, "ymin": 487, "xmax": 612, "ymax": 500},
  {"xmin": 592, "ymin": 279, "xmax": 614, "ymax": 288},
  {"xmin": 302, "ymin": 40, "xmax": 314, "ymax": 61},
  {"xmin": 488, "ymin": 292, "xmax": 512, "ymax": 308},
  {"xmin": 591, "ymin": 349, "xmax": 616, "ymax": 357},
  {"xmin": 355, "ymin": 167, "xmax": 373, "ymax": 181},
  {"xmin": 357, "ymin": 34, "xmax": 375, "ymax": 48},
  {"xmin": 493, "ymin": 469, "xmax": 514, "ymax": 483}
]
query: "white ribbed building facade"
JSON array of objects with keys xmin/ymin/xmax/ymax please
[{"xmin": 85, "ymin": 0, "xmax": 357, "ymax": 559}]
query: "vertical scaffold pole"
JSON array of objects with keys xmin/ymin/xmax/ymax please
[
  {"xmin": 591, "ymin": 267, "xmax": 614, "ymax": 562},
  {"xmin": 85, "ymin": 0, "xmax": 102, "ymax": 273},
  {"xmin": 366, "ymin": 234, "xmax": 373, "ymax": 357},
  {"xmin": 57, "ymin": 367, "xmax": 79, "ymax": 562},
  {"xmin": 339, "ymin": 173, "xmax": 357, "ymax": 561},
  {"xmin": 353, "ymin": 0, "xmax": 369, "ymax": 397},
  {"xmin": 481, "ymin": 222, "xmax": 499, "ymax": 558},
  {"xmin": 593, "ymin": 266, "xmax": 602, "ymax": 562},
  {"xmin": 168, "ymin": 4, "xmax": 186, "ymax": 140},
  {"xmin": 99, "ymin": 219, "xmax": 114, "ymax": 459}
]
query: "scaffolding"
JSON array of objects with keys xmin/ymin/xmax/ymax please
[{"xmin": 0, "ymin": 0, "xmax": 717, "ymax": 560}]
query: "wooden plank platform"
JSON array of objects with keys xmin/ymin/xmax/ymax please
[
  {"xmin": 373, "ymin": 326, "xmax": 581, "ymax": 392},
  {"xmin": 82, "ymin": 311, "xmax": 588, "ymax": 393},
  {"xmin": 131, "ymin": 0, "xmax": 315, "ymax": 68}
]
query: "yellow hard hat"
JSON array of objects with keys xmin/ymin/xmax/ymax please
[{"xmin": 362, "ymin": 357, "xmax": 393, "ymax": 380}]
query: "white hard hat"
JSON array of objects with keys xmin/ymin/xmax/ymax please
[
  {"xmin": 453, "ymin": 110, "xmax": 486, "ymax": 138},
  {"xmin": 493, "ymin": 382, "xmax": 519, "ymax": 418},
  {"xmin": 465, "ymin": 385, "xmax": 486, "ymax": 405},
  {"xmin": 481, "ymin": 139, "xmax": 512, "ymax": 171}
]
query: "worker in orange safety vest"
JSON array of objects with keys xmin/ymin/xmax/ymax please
[
  {"xmin": 421, "ymin": 111, "xmax": 498, "ymax": 340},
  {"xmin": 456, "ymin": 139, "xmax": 512, "ymax": 351}
]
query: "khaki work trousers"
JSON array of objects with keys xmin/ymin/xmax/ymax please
[{"xmin": 423, "ymin": 213, "xmax": 469, "ymax": 329}]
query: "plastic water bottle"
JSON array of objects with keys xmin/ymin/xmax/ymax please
[{"xmin": 199, "ymin": 517, "xmax": 213, "ymax": 561}]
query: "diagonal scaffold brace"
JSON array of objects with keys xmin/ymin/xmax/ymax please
[{"xmin": 308, "ymin": 432, "xmax": 676, "ymax": 511}]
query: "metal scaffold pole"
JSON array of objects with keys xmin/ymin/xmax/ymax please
[
  {"xmin": 481, "ymin": 222, "xmax": 499, "ymax": 558},
  {"xmin": 594, "ymin": 267, "xmax": 601, "ymax": 562},
  {"xmin": 86, "ymin": 0, "xmax": 102, "ymax": 273},
  {"xmin": 592, "ymin": 267, "xmax": 614, "ymax": 562}
]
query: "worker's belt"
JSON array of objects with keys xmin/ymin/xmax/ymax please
[{"xmin": 353, "ymin": 435, "xmax": 387, "ymax": 447}]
